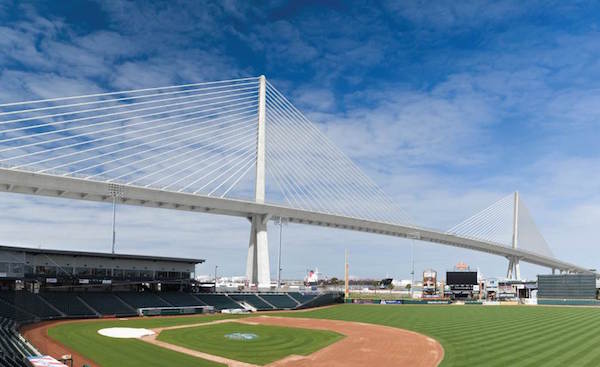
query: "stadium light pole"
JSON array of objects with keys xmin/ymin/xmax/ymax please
[
  {"xmin": 111, "ymin": 196, "xmax": 117, "ymax": 254},
  {"xmin": 108, "ymin": 184, "xmax": 123, "ymax": 254},
  {"xmin": 410, "ymin": 240, "xmax": 415, "ymax": 298},
  {"xmin": 277, "ymin": 217, "xmax": 287, "ymax": 289},
  {"xmin": 407, "ymin": 232, "xmax": 420, "ymax": 299},
  {"xmin": 214, "ymin": 265, "xmax": 218, "ymax": 291}
]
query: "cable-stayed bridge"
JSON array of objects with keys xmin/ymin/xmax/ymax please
[{"xmin": 0, "ymin": 76, "xmax": 594, "ymax": 287}]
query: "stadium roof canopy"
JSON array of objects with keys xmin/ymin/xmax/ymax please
[{"xmin": 0, "ymin": 244, "xmax": 204, "ymax": 264}]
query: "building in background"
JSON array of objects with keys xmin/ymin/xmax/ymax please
[{"xmin": 422, "ymin": 269, "xmax": 437, "ymax": 298}]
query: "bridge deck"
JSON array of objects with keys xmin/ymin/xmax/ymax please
[{"xmin": 0, "ymin": 167, "xmax": 593, "ymax": 276}]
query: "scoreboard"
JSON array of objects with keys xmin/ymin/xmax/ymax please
[
  {"xmin": 446, "ymin": 271, "xmax": 477, "ymax": 285},
  {"xmin": 446, "ymin": 271, "xmax": 478, "ymax": 299}
]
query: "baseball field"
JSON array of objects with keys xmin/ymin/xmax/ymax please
[{"xmin": 29, "ymin": 304, "xmax": 600, "ymax": 367}]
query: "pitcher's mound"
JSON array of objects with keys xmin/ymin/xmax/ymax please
[{"xmin": 98, "ymin": 327, "xmax": 155, "ymax": 339}]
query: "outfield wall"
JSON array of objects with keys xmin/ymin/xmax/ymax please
[{"xmin": 346, "ymin": 298, "xmax": 451, "ymax": 305}]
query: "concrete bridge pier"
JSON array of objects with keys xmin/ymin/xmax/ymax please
[{"xmin": 245, "ymin": 75, "xmax": 271, "ymax": 288}]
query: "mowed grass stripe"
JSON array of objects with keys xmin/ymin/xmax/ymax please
[
  {"xmin": 562, "ymin": 313, "xmax": 600, "ymax": 367},
  {"xmin": 400, "ymin": 307, "xmax": 588, "ymax": 364},
  {"xmin": 157, "ymin": 321, "xmax": 343, "ymax": 365},
  {"xmin": 489, "ymin": 310, "xmax": 593, "ymax": 352},
  {"xmin": 470, "ymin": 309, "xmax": 589, "ymax": 353},
  {"xmin": 285, "ymin": 304, "xmax": 600, "ymax": 367},
  {"xmin": 523, "ymin": 311, "xmax": 600, "ymax": 366}
]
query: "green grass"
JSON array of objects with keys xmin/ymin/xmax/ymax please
[
  {"xmin": 48, "ymin": 304, "xmax": 600, "ymax": 367},
  {"xmin": 288, "ymin": 304, "xmax": 600, "ymax": 367},
  {"xmin": 47, "ymin": 314, "xmax": 248, "ymax": 367},
  {"xmin": 157, "ymin": 321, "xmax": 343, "ymax": 365}
]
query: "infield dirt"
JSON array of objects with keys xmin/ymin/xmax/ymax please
[{"xmin": 144, "ymin": 315, "xmax": 443, "ymax": 366}]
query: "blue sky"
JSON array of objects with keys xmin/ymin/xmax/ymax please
[{"xmin": 1, "ymin": 1, "xmax": 600, "ymax": 280}]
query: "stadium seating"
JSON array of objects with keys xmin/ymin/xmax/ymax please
[
  {"xmin": 0, "ymin": 300, "xmax": 35, "ymax": 323},
  {"xmin": 78, "ymin": 292, "xmax": 136, "ymax": 316},
  {"xmin": 259, "ymin": 294, "xmax": 299, "ymax": 309},
  {"xmin": 159, "ymin": 292, "xmax": 205, "ymax": 307},
  {"xmin": 0, "ymin": 290, "xmax": 341, "ymax": 324},
  {"xmin": 229, "ymin": 294, "xmax": 275, "ymax": 310},
  {"xmin": 287, "ymin": 292, "xmax": 318, "ymax": 304},
  {"xmin": 116, "ymin": 292, "xmax": 171, "ymax": 309},
  {"xmin": 192, "ymin": 293, "xmax": 241, "ymax": 310},
  {"xmin": 0, "ymin": 317, "xmax": 40, "ymax": 367},
  {"xmin": 0, "ymin": 291, "xmax": 61, "ymax": 320},
  {"xmin": 296, "ymin": 292, "xmax": 343, "ymax": 309},
  {"xmin": 39, "ymin": 292, "xmax": 96, "ymax": 317}
]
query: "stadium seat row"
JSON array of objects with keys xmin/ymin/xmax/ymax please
[{"xmin": 0, "ymin": 291, "xmax": 321, "ymax": 321}]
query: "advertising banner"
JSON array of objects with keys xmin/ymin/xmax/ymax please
[{"xmin": 380, "ymin": 300, "xmax": 403, "ymax": 305}]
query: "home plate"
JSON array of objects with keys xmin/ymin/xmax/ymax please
[{"xmin": 98, "ymin": 327, "xmax": 155, "ymax": 338}]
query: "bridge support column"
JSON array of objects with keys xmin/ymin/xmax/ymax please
[
  {"xmin": 505, "ymin": 192, "xmax": 522, "ymax": 280},
  {"xmin": 245, "ymin": 75, "xmax": 271, "ymax": 288},
  {"xmin": 246, "ymin": 214, "xmax": 271, "ymax": 288},
  {"xmin": 506, "ymin": 256, "xmax": 521, "ymax": 280}
]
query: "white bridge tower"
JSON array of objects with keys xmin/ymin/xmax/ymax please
[
  {"xmin": 506, "ymin": 191, "xmax": 521, "ymax": 280},
  {"xmin": 246, "ymin": 75, "xmax": 271, "ymax": 288}
]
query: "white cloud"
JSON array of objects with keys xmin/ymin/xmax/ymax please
[
  {"xmin": 310, "ymin": 85, "xmax": 496, "ymax": 166},
  {"xmin": 385, "ymin": 0, "xmax": 529, "ymax": 30}
]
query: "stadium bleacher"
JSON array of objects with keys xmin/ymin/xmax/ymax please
[
  {"xmin": 0, "ymin": 292, "xmax": 61, "ymax": 320},
  {"xmin": 296, "ymin": 292, "xmax": 343, "ymax": 309},
  {"xmin": 0, "ymin": 317, "xmax": 40, "ymax": 367},
  {"xmin": 193, "ymin": 293, "xmax": 241, "ymax": 310},
  {"xmin": 259, "ymin": 294, "xmax": 299, "ymax": 309},
  {"xmin": 229, "ymin": 294, "xmax": 275, "ymax": 310},
  {"xmin": 0, "ymin": 299, "xmax": 35, "ymax": 323},
  {"xmin": 39, "ymin": 292, "xmax": 96, "ymax": 318},
  {"xmin": 0, "ymin": 290, "xmax": 338, "ymax": 320},
  {"xmin": 0, "ymin": 290, "xmax": 338, "ymax": 321},
  {"xmin": 159, "ymin": 292, "xmax": 205, "ymax": 307},
  {"xmin": 77, "ymin": 292, "xmax": 136, "ymax": 316},
  {"xmin": 288, "ymin": 292, "xmax": 318, "ymax": 304},
  {"xmin": 115, "ymin": 292, "xmax": 171, "ymax": 309}
]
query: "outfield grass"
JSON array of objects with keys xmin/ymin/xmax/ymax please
[
  {"xmin": 48, "ymin": 304, "xmax": 600, "ymax": 367},
  {"xmin": 48, "ymin": 314, "xmax": 248, "ymax": 367},
  {"xmin": 158, "ymin": 321, "xmax": 343, "ymax": 365},
  {"xmin": 290, "ymin": 304, "xmax": 600, "ymax": 367}
]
